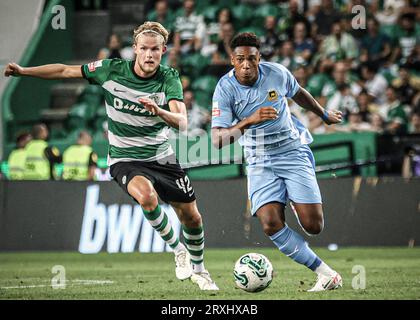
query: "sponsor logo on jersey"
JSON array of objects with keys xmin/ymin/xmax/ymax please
[
  {"xmin": 212, "ymin": 101, "xmax": 221, "ymax": 117},
  {"xmin": 88, "ymin": 60, "xmax": 103, "ymax": 72}
]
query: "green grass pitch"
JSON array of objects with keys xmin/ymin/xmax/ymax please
[{"xmin": 0, "ymin": 248, "xmax": 419, "ymax": 299}]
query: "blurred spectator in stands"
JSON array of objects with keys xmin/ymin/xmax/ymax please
[
  {"xmin": 289, "ymin": 66, "xmax": 310, "ymax": 126},
  {"xmin": 390, "ymin": 12, "xmax": 419, "ymax": 65},
  {"xmin": 375, "ymin": 0, "xmax": 406, "ymax": 26},
  {"xmin": 163, "ymin": 48, "xmax": 181, "ymax": 72},
  {"xmin": 370, "ymin": 113, "xmax": 385, "ymax": 133},
  {"xmin": 208, "ymin": 22, "xmax": 235, "ymax": 78},
  {"xmin": 326, "ymin": 83, "xmax": 358, "ymax": 120},
  {"xmin": 24, "ymin": 124, "xmax": 62, "ymax": 180},
  {"xmin": 7, "ymin": 132, "xmax": 32, "ymax": 180},
  {"xmin": 146, "ymin": 0, "xmax": 175, "ymax": 44},
  {"xmin": 203, "ymin": 7, "xmax": 233, "ymax": 56},
  {"xmin": 62, "ymin": 131, "xmax": 97, "ymax": 181},
  {"xmin": 321, "ymin": 61, "xmax": 361, "ymax": 107},
  {"xmin": 392, "ymin": 64, "xmax": 420, "ymax": 106},
  {"xmin": 402, "ymin": 143, "xmax": 420, "ymax": 178},
  {"xmin": 405, "ymin": 44, "xmax": 420, "ymax": 70},
  {"xmin": 408, "ymin": 108, "xmax": 420, "ymax": 134},
  {"xmin": 334, "ymin": 111, "xmax": 373, "ymax": 132},
  {"xmin": 181, "ymin": 75, "xmax": 191, "ymax": 91},
  {"xmin": 293, "ymin": 21, "xmax": 316, "ymax": 65},
  {"xmin": 275, "ymin": 41, "xmax": 298, "ymax": 71},
  {"xmin": 173, "ymin": 0, "xmax": 206, "ymax": 55},
  {"xmin": 306, "ymin": 58, "xmax": 335, "ymax": 104},
  {"xmin": 184, "ymin": 90, "xmax": 211, "ymax": 136},
  {"xmin": 294, "ymin": 65, "xmax": 309, "ymax": 88},
  {"xmin": 360, "ymin": 62, "xmax": 388, "ymax": 105},
  {"xmin": 260, "ymin": 16, "xmax": 282, "ymax": 61},
  {"xmin": 277, "ymin": 0, "xmax": 311, "ymax": 42},
  {"xmin": 97, "ymin": 34, "xmax": 134, "ymax": 60},
  {"xmin": 384, "ymin": 86, "xmax": 409, "ymax": 134},
  {"xmin": 317, "ymin": 19, "xmax": 358, "ymax": 64},
  {"xmin": 313, "ymin": 0, "xmax": 341, "ymax": 40},
  {"xmin": 357, "ymin": 90, "xmax": 374, "ymax": 123},
  {"xmin": 360, "ymin": 17, "xmax": 392, "ymax": 67}
]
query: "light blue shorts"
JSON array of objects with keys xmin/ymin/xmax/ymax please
[{"xmin": 247, "ymin": 144, "xmax": 322, "ymax": 215}]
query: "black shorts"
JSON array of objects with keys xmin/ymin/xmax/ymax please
[{"xmin": 110, "ymin": 155, "xmax": 196, "ymax": 204}]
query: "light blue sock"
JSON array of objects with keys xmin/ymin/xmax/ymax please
[{"xmin": 269, "ymin": 225, "xmax": 322, "ymax": 271}]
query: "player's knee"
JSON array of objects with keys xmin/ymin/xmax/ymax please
[
  {"xmin": 130, "ymin": 184, "xmax": 158, "ymax": 210},
  {"xmin": 182, "ymin": 210, "xmax": 202, "ymax": 228},
  {"xmin": 262, "ymin": 219, "xmax": 285, "ymax": 237},
  {"xmin": 302, "ymin": 219, "xmax": 324, "ymax": 235}
]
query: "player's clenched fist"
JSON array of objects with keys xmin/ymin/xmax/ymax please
[
  {"xmin": 4, "ymin": 63, "xmax": 24, "ymax": 77},
  {"xmin": 323, "ymin": 109, "xmax": 343, "ymax": 125},
  {"xmin": 247, "ymin": 106, "xmax": 278, "ymax": 125}
]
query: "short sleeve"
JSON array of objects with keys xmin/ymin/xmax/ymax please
[
  {"xmin": 164, "ymin": 69, "xmax": 184, "ymax": 102},
  {"xmin": 81, "ymin": 59, "xmax": 113, "ymax": 85},
  {"xmin": 211, "ymin": 82, "xmax": 234, "ymax": 128},
  {"xmin": 283, "ymin": 66, "xmax": 300, "ymax": 98}
]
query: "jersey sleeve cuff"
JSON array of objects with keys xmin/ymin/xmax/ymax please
[{"xmin": 167, "ymin": 98, "xmax": 184, "ymax": 103}]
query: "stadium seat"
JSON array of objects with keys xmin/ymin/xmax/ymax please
[
  {"xmin": 180, "ymin": 53, "xmax": 211, "ymax": 80},
  {"xmin": 191, "ymin": 75, "xmax": 218, "ymax": 93},
  {"xmin": 231, "ymin": 4, "xmax": 254, "ymax": 29},
  {"xmin": 78, "ymin": 85, "xmax": 104, "ymax": 109},
  {"xmin": 201, "ymin": 5, "xmax": 220, "ymax": 22},
  {"xmin": 93, "ymin": 106, "xmax": 108, "ymax": 132},
  {"xmin": 238, "ymin": 26, "xmax": 265, "ymax": 37},
  {"xmin": 194, "ymin": 91, "xmax": 212, "ymax": 110},
  {"xmin": 255, "ymin": 3, "xmax": 280, "ymax": 19},
  {"xmin": 66, "ymin": 102, "xmax": 96, "ymax": 132}
]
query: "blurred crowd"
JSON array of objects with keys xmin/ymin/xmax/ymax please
[{"xmin": 86, "ymin": 0, "xmax": 420, "ymax": 136}]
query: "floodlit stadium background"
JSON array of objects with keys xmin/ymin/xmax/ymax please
[{"xmin": 0, "ymin": 0, "xmax": 419, "ymax": 299}]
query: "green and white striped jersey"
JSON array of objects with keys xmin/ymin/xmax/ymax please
[{"xmin": 82, "ymin": 59, "xmax": 183, "ymax": 165}]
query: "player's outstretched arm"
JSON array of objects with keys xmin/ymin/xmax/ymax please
[
  {"xmin": 292, "ymin": 86, "xmax": 342, "ymax": 125},
  {"xmin": 211, "ymin": 107, "xmax": 278, "ymax": 149},
  {"xmin": 4, "ymin": 62, "xmax": 83, "ymax": 79}
]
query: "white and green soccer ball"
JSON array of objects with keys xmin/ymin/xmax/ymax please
[{"xmin": 233, "ymin": 253, "xmax": 273, "ymax": 292}]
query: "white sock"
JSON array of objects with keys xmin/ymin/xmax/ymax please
[
  {"xmin": 314, "ymin": 261, "xmax": 335, "ymax": 277},
  {"xmin": 192, "ymin": 262, "xmax": 205, "ymax": 273},
  {"xmin": 173, "ymin": 242, "xmax": 186, "ymax": 254}
]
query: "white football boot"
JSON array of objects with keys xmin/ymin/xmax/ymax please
[
  {"xmin": 191, "ymin": 270, "xmax": 219, "ymax": 291},
  {"xmin": 174, "ymin": 249, "xmax": 193, "ymax": 280},
  {"xmin": 308, "ymin": 272, "xmax": 343, "ymax": 292}
]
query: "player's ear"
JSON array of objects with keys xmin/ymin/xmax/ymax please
[
  {"xmin": 162, "ymin": 45, "xmax": 167, "ymax": 54},
  {"xmin": 230, "ymin": 54, "xmax": 234, "ymax": 66}
]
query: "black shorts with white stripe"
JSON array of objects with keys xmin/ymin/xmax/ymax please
[{"xmin": 110, "ymin": 155, "xmax": 196, "ymax": 204}]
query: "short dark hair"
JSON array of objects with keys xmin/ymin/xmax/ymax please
[
  {"xmin": 31, "ymin": 123, "xmax": 47, "ymax": 139},
  {"xmin": 230, "ymin": 32, "xmax": 260, "ymax": 51},
  {"xmin": 16, "ymin": 132, "xmax": 31, "ymax": 145}
]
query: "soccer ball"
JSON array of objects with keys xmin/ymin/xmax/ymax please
[{"xmin": 233, "ymin": 253, "xmax": 273, "ymax": 292}]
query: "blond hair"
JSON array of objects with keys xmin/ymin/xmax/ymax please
[{"xmin": 133, "ymin": 21, "xmax": 169, "ymax": 45}]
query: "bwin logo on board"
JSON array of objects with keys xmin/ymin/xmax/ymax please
[{"xmin": 79, "ymin": 185, "xmax": 181, "ymax": 254}]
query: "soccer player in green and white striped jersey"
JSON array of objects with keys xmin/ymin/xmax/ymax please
[{"xmin": 4, "ymin": 21, "xmax": 218, "ymax": 291}]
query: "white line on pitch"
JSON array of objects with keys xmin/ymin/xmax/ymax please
[{"xmin": 0, "ymin": 279, "xmax": 114, "ymax": 290}]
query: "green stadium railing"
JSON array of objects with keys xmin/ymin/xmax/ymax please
[{"xmin": 1, "ymin": 0, "xmax": 74, "ymax": 159}]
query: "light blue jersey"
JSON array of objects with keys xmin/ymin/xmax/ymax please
[
  {"xmin": 211, "ymin": 62, "xmax": 322, "ymax": 214},
  {"xmin": 211, "ymin": 62, "xmax": 313, "ymax": 163}
]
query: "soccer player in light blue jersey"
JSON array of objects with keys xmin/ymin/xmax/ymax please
[{"xmin": 211, "ymin": 33, "xmax": 343, "ymax": 292}]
